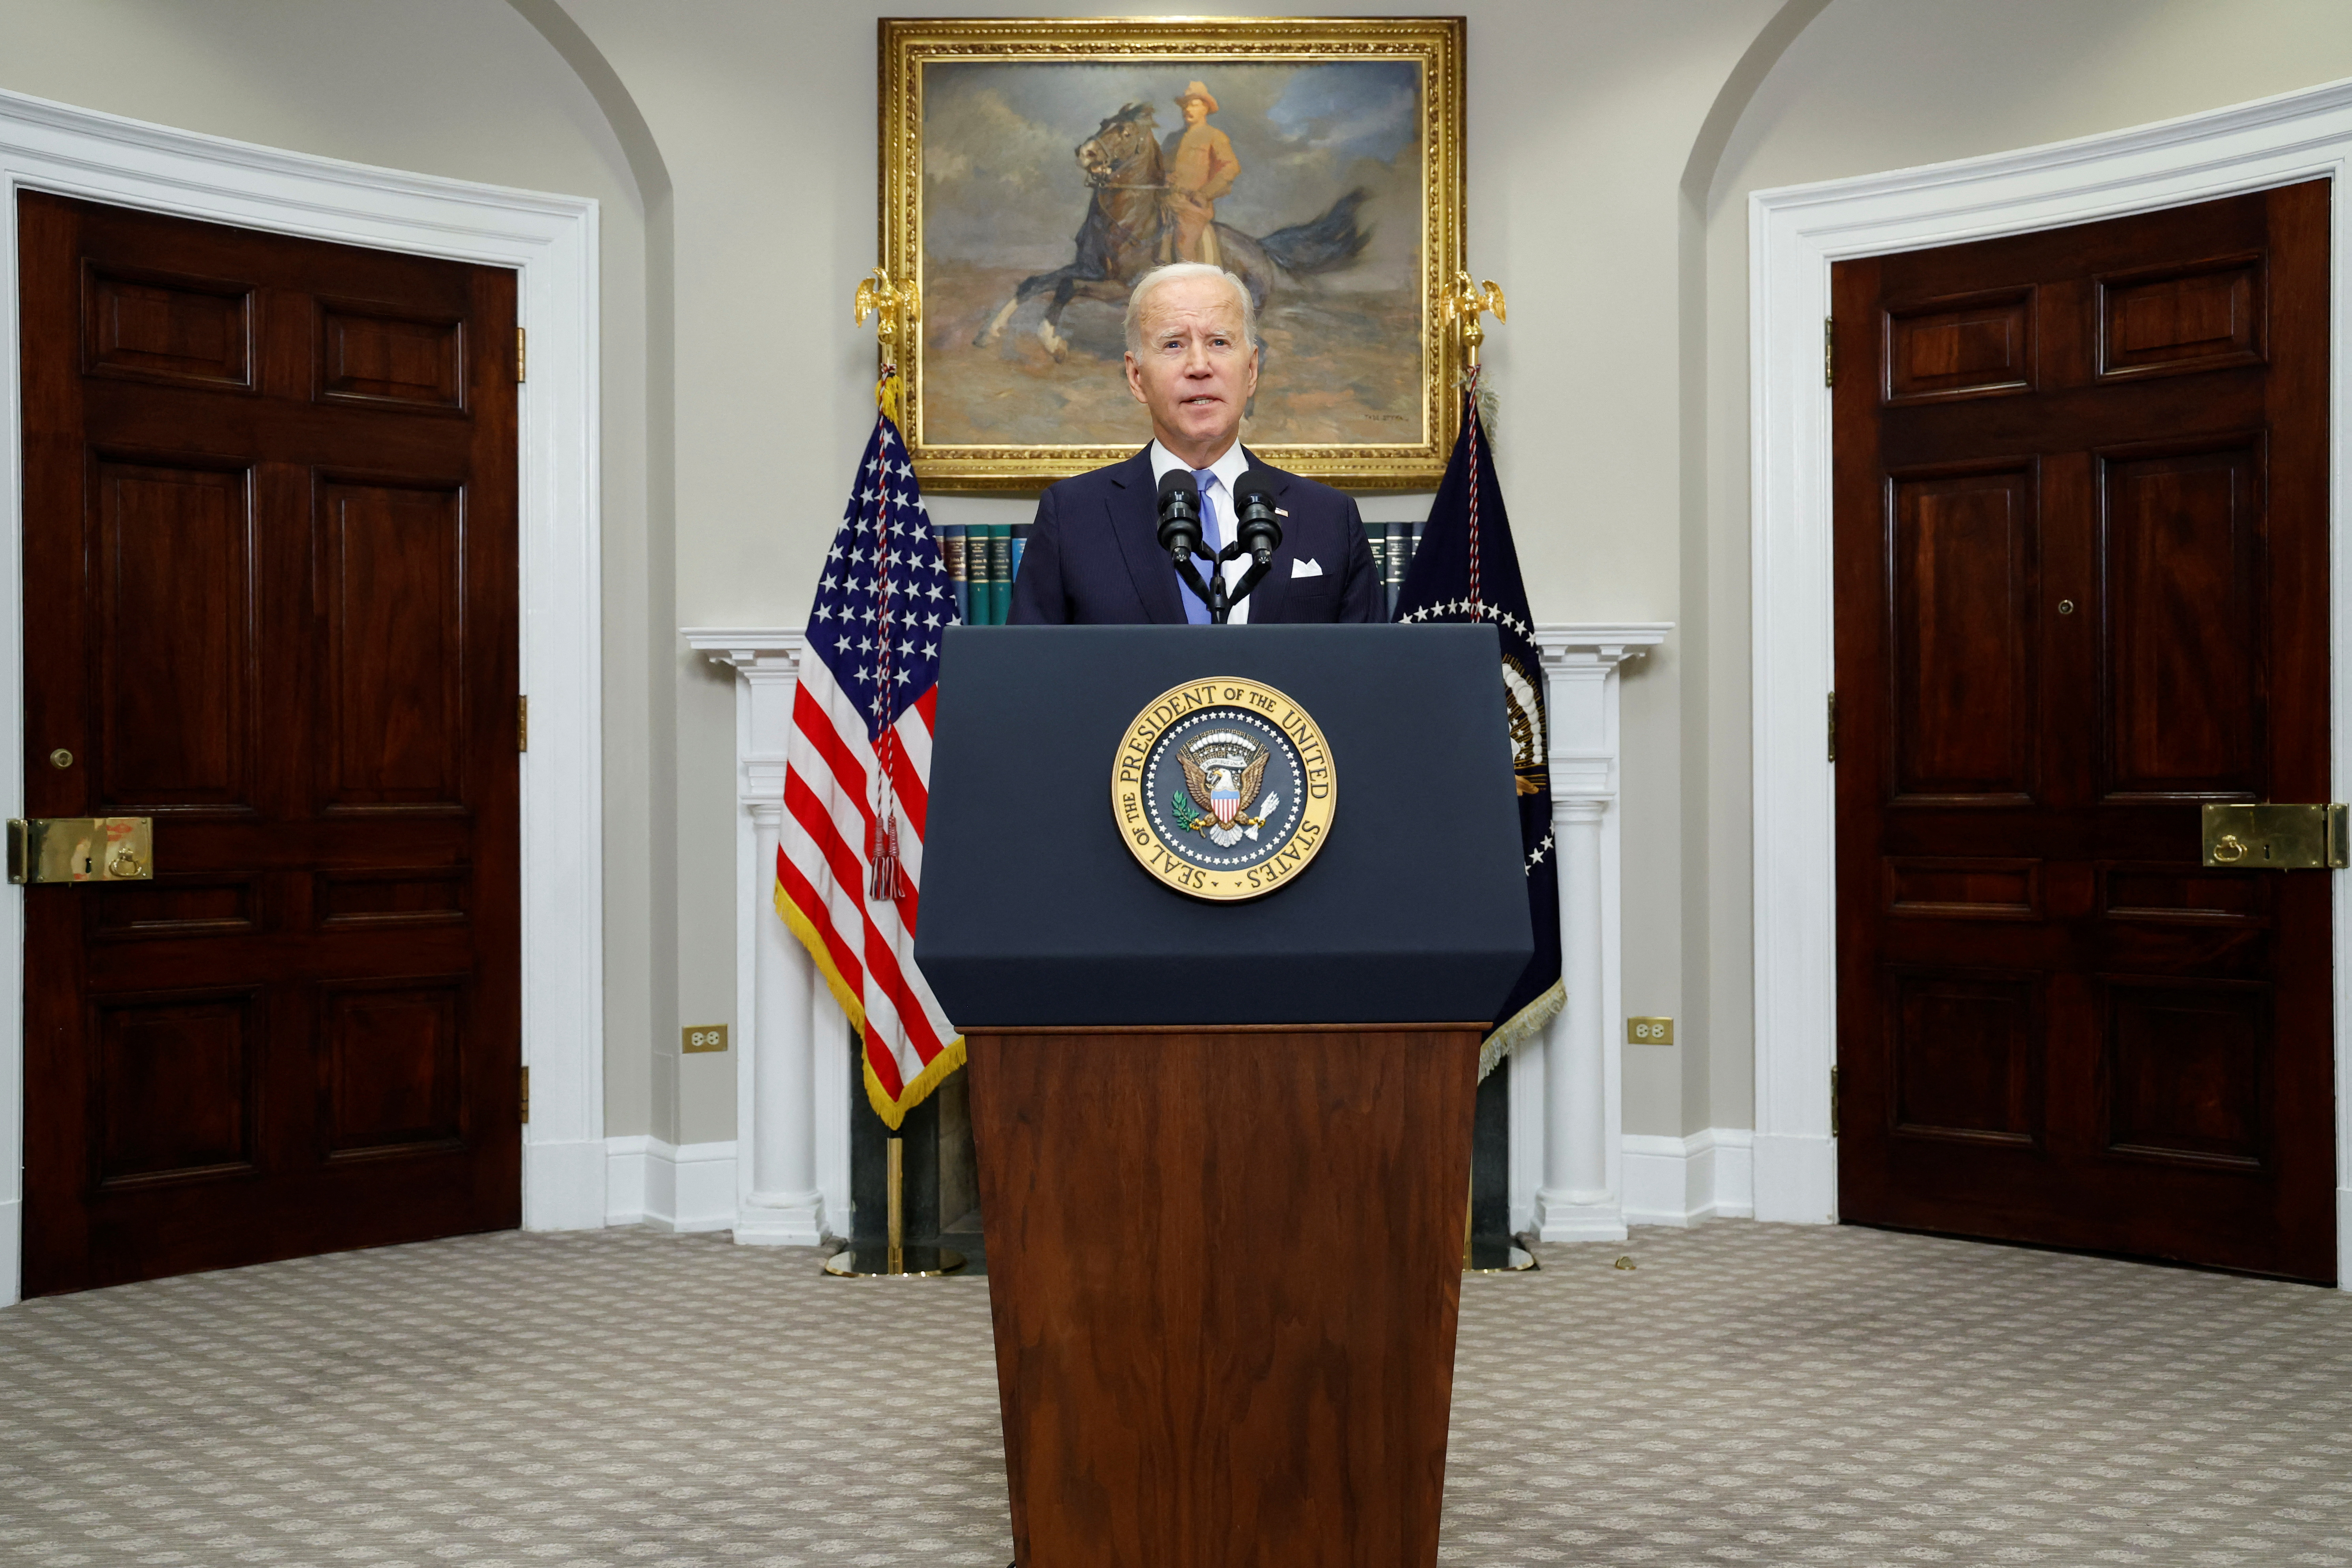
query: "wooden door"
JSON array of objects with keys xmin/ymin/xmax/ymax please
[
  {"xmin": 17, "ymin": 194, "xmax": 521, "ymax": 1296},
  {"xmin": 1832, "ymin": 181, "xmax": 2334, "ymax": 1281}
]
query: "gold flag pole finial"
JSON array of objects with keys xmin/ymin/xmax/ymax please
[
  {"xmin": 853, "ymin": 266, "xmax": 921, "ymax": 425},
  {"xmin": 1442, "ymin": 269, "xmax": 1506, "ymax": 372},
  {"xmin": 1442, "ymin": 270, "xmax": 1506, "ymax": 444}
]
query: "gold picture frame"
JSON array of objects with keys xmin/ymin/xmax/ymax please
[{"xmin": 880, "ymin": 15, "xmax": 1466, "ymax": 491}]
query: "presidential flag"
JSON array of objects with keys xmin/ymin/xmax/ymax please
[
  {"xmin": 775, "ymin": 413, "xmax": 962, "ymax": 1126},
  {"xmin": 1394, "ymin": 389, "xmax": 1563, "ymax": 1076}
]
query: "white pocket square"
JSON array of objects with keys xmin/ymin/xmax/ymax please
[{"xmin": 1291, "ymin": 557, "xmax": 1324, "ymax": 578}]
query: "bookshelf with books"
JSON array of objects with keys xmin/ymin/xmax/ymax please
[
  {"xmin": 1365, "ymin": 521, "xmax": 1428, "ymax": 621},
  {"xmin": 933, "ymin": 515, "xmax": 1425, "ymax": 624}
]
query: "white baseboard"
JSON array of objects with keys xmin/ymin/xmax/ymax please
[
  {"xmin": 605, "ymin": 1136, "xmax": 738, "ymax": 1233},
  {"xmin": 1753, "ymin": 1132, "xmax": 1838, "ymax": 1224},
  {"xmin": 1623, "ymin": 1128, "xmax": 1753, "ymax": 1227},
  {"xmin": 604, "ymin": 1135, "xmax": 653, "ymax": 1227},
  {"xmin": 523, "ymin": 1137, "xmax": 608, "ymax": 1231},
  {"xmin": 0, "ymin": 1197, "xmax": 19, "ymax": 1308}
]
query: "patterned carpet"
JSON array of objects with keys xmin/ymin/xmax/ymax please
[{"xmin": 2, "ymin": 1221, "xmax": 2349, "ymax": 1566}]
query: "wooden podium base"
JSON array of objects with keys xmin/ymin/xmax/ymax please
[{"xmin": 967, "ymin": 1023, "xmax": 1481, "ymax": 1568}]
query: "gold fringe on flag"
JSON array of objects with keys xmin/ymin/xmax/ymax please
[
  {"xmin": 776, "ymin": 879, "xmax": 966, "ymax": 1132},
  {"xmin": 1478, "ymin": 977, "xmax": 1562, "ymax": 1084}
]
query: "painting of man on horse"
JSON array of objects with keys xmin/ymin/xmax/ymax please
[
  {"xmin": 919, "ymin": 58, "xmax": 1422, "ymax": 450},
  {"xmin": 975, "ymin": 93, "xmax": 1371, "ymax": 364}
]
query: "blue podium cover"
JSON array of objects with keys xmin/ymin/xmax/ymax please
[{"xmin": 915, "ymin": 624, "xmax": 1533, "ymax": 1027}]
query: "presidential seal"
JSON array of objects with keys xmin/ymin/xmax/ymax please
[{"xmin": 1111, "ymin": 677, "xmax": 1336, "ymax": 901}]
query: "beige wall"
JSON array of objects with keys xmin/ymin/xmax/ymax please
[{"xmin": 9, "ymin": 0, "xmax": 2352, "ymax": 1152}]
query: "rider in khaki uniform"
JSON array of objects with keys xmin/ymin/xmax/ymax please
[{"xmin": 1163, "ymin": 81, "xmax": 1240, "ymax": 266}]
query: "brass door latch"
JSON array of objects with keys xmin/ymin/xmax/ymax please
[
  {"xmin": 2202, "ymin": 803, "xmax": 2348, "ymax": 869},
  {"xmin": 8, "ymin": 817, "xmax": 154, "ymax": 883}
]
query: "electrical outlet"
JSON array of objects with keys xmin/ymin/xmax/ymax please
[
  {"xmin": 1625, "ymin": 1016, "xmax": 1674, "ymax": 1045},
  {"xmin": 682, "ymin": 1024, "xmax": 730, "ymax": 1054}
]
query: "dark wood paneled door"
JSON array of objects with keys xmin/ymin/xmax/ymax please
[
  {"xmin": 18, "ymin": 194, "xmax": 521, "ymax": 1296},
  {"xmin": 1833, "ymin": 181, "xmax": 2334, "ymax": 1282}
]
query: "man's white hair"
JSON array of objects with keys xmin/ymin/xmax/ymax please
[{"xmin": 1124, "ymin": 262, "xmax": 1257, "ymax": 354}]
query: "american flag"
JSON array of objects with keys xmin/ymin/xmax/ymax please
[{"xmin": 775, "ymin": 413, "xmax": 962, "ymax": 1128}]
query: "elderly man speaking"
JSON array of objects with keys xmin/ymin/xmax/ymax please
[{"xmin": 1007, "ymin": 262, "xmax": 1381, "ymax": 626}]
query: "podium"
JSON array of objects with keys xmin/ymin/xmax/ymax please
[{"xmin": 918, "ymin": 625, "xmax": 1533, "ymax": 1568}]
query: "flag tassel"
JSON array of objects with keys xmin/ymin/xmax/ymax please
[{"xmin": 868, "ymin": 810, "xmax": 900, "ymax": 903}]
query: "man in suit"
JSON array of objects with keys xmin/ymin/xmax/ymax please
[{"xmin": 1008, "ymin": 262, "xmax": 1381, "ymax": 626}]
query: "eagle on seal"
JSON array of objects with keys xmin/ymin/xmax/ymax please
[{"xmin": 1180, "ymin": 747, "xmax": 1270, "ymax": 847}]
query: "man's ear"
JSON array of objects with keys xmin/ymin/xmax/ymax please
[
  {"xmin": 1125, "ymin": 352, "xmax": 1149, "ymax": 405},
  {"xmin": 1243, "ymin": 346, "xmax": 1260, "ymax": 398}
]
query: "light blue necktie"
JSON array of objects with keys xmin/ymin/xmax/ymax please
[{"xmin": 1183, "ymin": 467, "xmax": 1223, "ymax": 626}]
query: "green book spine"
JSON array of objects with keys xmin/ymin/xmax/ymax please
[
  {"xmin": 987, "ymin": 522, "xmax": 1011, "ymax": 625},
  {"xmin": 940, "ymin": 523, "xmax": 968, "ymax": 624},
  {"xmin": 966, "ymin": 523, "xmax": 987, "ymax": 625}
]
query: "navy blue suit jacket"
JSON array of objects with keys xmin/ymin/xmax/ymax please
[{"xmin": 1008, "ymin": 446, "xmax": 1381, "ymax": 625}]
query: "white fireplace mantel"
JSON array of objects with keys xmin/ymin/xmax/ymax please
[{"xmin": 686, "ymin": 622, "xmax": 1667, "ymax": 1246}]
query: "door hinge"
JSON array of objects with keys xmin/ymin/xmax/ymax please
[
  {"xmin": 1824, "ymin": 316, "xmax": 1835, "ymax": 387},
  {"xmin": 516, "ymin": 327, "xmax": 526, "ymax": 384},
  {"xmin": 521, "ymin": 1066, "xmax": 530, "ymax": 1124},
  {"xmin": 1830, "ymin": 1064, "xmax": 1839, "ymax": 1138},
  {"xmin": 1827, "ymin": 691, "xmax": 1837, "ymax": 762},
  {"xmin": 518, "ymin": 695, "xmax": 529, "ymax": 752}
]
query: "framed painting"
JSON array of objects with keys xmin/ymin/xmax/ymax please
[{"xmin": 880, "ymin": 16, "xmax": 1466, "ymax": 490}]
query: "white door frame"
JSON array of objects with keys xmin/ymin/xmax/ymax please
[
  {"xmin": 1751, "ymin": 77, "xmax": 2352, "ymax": 1288},
  {"xmin": 0, "ymin": 88, "xmax": 607, "ymax": 1306}
]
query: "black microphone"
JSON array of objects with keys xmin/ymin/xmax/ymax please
[
  {"xmin": 1156, "ymin": 468, "xmax": 1203, "ymax": 564},
  {"xmin": 1230, "ymin": 468, "xmax": 1283, "ymax": 566}
]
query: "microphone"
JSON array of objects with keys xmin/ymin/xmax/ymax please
[
  {"xmin": 1230, "ymin": 468, "xmax": 1283, "ymax": 566},
  {"xmin": 1156, "ymin": 469, "xmax": 1203, "ymax": 564},
  {"xmin": 1156, "ymin": 468, "xmax": 1216, "ymax": 619}
]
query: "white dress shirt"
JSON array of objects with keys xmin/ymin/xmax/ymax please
[{"xmin": 1148, "ymin": 438, "xmax": 1255, "ymax": 625}]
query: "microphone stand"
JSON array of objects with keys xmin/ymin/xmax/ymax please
[
  {"xmin": 1226, "ymin": 545, "xmax": 1277, "ymax": 610},
  {"xmin": 1172, "ymin": 551, "xmax": 1217, "ymax": 619},
  {"xmin": 1176, "ymin": 542, "xmax": 1277, "ymax": 624}
]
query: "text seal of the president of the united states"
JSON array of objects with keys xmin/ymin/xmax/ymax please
[{"xmin": 1112, "ymin": 677, "xmax": 1336, "ymax": 901}]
